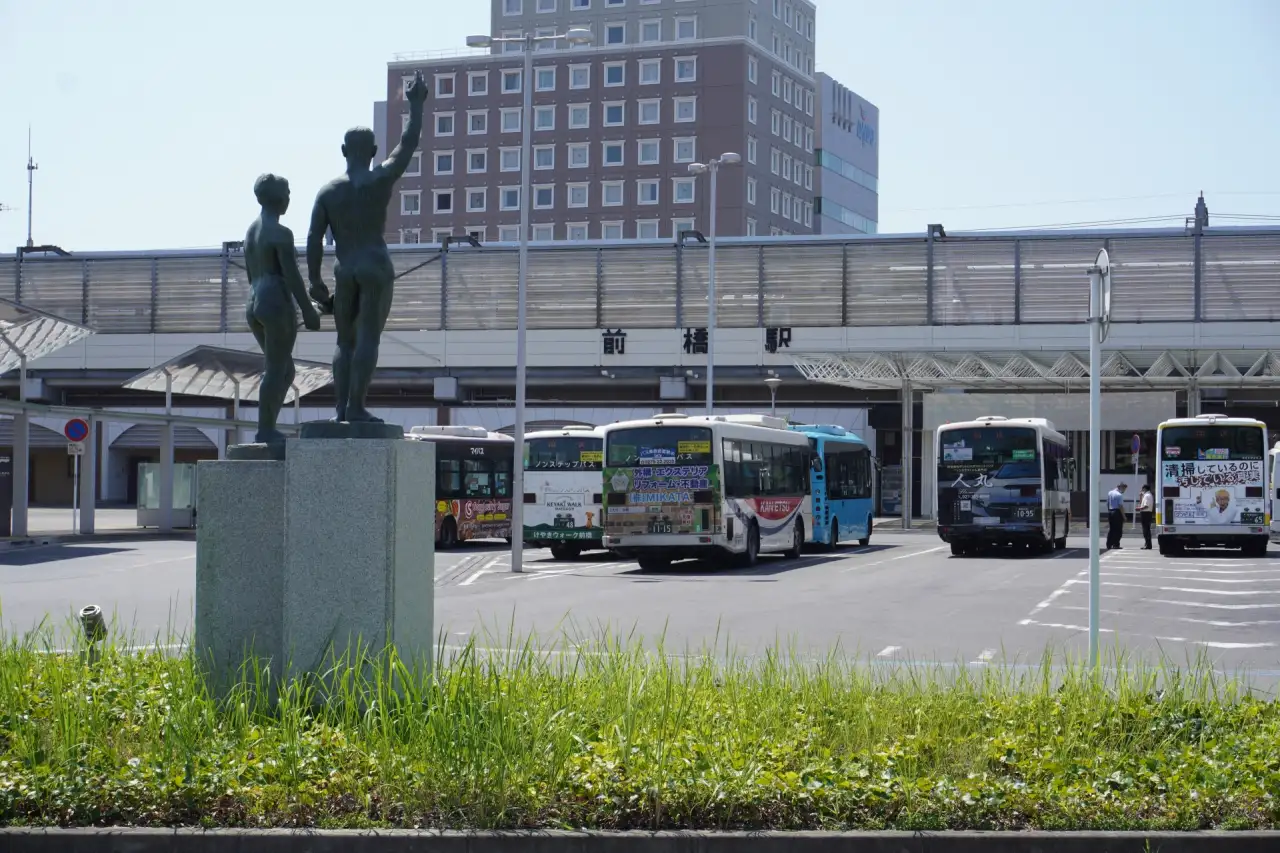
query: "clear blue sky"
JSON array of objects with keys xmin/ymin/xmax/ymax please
[{"xmin": 0, "ymin": 0, "xmax": 1276, "ymax": 251}]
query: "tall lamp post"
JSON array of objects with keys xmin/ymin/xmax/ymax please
[
  {"xmin": 687, "ymin": 153, "xmax": 740, "ymax": 415},
  {"xmin": 764, "ymin": 377, "xmax": 782, "ymax": 417},
  {"xmin": 466, "ymin": 26, "xmax": 594, "ymax": 574}
]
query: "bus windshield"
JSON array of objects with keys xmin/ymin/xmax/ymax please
[
  {"xmin": 606, "ymin": 426, "xmax": 714, "ymax": 466},
  {"xmin": 526, "ymin": 436, "xmax": 603, "ymax": 470},
  {"xmin": 939, "ymin": 426, "xmax": 1039, "ymax": 473},
  {"xmin": 1161, "ymin": 426, "xmax": 1265, "ymax": 461}
]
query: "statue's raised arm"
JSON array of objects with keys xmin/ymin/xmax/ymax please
[{"xmin": 380, "ymin": 71, "xmax": 430, "ymax": 183}]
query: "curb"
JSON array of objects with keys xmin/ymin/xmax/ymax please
[
  {"xmin": 2, "ymin": 829, "xmax": 1280, "ymax": 852},
  {"xmin": 0, "ymin": 531, "xmax": 196, "ymax": 552}
]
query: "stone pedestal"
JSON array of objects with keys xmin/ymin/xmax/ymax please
[{"xmin": 195, "ymin": 433, "xmax": 434, "ymax": 701}]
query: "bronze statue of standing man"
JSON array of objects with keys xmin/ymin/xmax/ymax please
[
  {"xmin": 306, "ymin": 70, "xmax": 430, "ymax": 423},
  {"xmin": 244, "ymin": 174, "xmax": 322, "ymax": 447}
]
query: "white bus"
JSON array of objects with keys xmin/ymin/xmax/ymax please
[
  {"xmin": 1156, "ymin": 414, "xmax": 1269, "ymax": 557},
  {"xmin": 935, "ymin": 416, "xmax": 1072, "ymax": 557},
  {"xmin": 601, "ymin": 413, "xmax": 813, "ymax": 572},
  {"xmin": 523, "ymin": 426, "xmax": 607, "ymax": 560},
  {"xmin": 405, "ymin": 425, "xmax": 516, "ymax": 549},
  {"xmin": 1271, "ymin": 441, "xmax": 1280, "ymax": 545}
]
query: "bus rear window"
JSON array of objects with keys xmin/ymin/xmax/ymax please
[
  {"xmin": 525, "ymin": 437, "xmax": 603, "ymax": 470},
  {"xmin": 606, "ymin": 426, "xmax": 714, "ymax": 466},
  {"xmin": 939, "ymin": 427, "xmax": 1038, "ymax": 469},
  {"xmin": 1161, "ymin": 426, "xmax": 1264, "ymax": 461}
]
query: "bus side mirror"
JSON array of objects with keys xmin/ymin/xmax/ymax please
[{"xmin": 811, "ymin": 458, "xmax": 823, "ymax": 473}]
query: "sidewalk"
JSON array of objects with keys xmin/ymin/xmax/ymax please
[
  {"xmin": 873, "ymin": 516, "xmax": 937, "ymax": 531},
  {"xmin": 0, "ymin": 508, "xmax": 194, "ymax": 551}
]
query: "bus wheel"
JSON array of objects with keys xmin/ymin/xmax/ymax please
[
  {"xmin": 859, "ymin": 515, "xmax": 873, "ymax": 547},
  {"xmin": 739, "ymin": 522, "xmax": 760, "ymax": 568},
  {"xmin": 1055, "ymin": 516, "xmax": 1068, "ymax": 550},
  {"xmin": 827, "ymin": 520, "xmax": 840, "ymax": 552},
  {"xmin": 439, "ymin": 518, "xmax": 458, "ymax": 550},
  {"xmin": 550, "ymin": 541, "xmax": 581, "ymax": 561},
  {"xmin": 950, "ymin": 541, "xmax": 966, "ymax": 558},
  {"xmin": 788, "ymin": 520, "xmax": 804, "ymax": 559}
]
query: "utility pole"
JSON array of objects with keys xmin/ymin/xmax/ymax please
[{"xmin": 26, "ymin": 126, "xmax": 38, "ymax": 249}]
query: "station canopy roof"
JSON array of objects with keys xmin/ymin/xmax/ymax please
[
  {"xmin": 123, "ymin": 345, "xmax": 333, "ymax": 404},
  {"xmin": 791, "ymin": 349, "xmax": 1280, "ymax": 392},
  {"xmin": 0, "ymin": 298, "xmax": 95, "ymax": 375}
]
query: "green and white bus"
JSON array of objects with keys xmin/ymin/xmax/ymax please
[{"xmin": 523, "ymin": 425, "xmax": 606, "ymax": 560}]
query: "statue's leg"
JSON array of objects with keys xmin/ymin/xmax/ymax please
[
  {"xmin": 331, "ymin": 265, "xmax": 359, "ymax": 422},
  {"xmin": 345, "ymin": 266, "xmax": 395, "ymax": 423},
  {"xmin": 247, "ymin": 310, "xmax": 275, "ymax": 444},
  {"xmin": 255, "ymin": 302, "xmax": 297, "ymax": 446}
]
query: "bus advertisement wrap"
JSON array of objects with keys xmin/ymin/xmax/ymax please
[
  {"xmin": 523, "ymin": 474, "xmax": 602, "ymax": 542},
  {"xmin": 436, "ymin": 499, "xmax": 512, "ymax": 542},
  {"xmin": 603, "ymin": 464, "xmax": 721, "ymax": 537},
  {"xmin": 1162, "ymin": 459, "xmax": 1266, "ymax": 526},
  {"xmin": 938, "ymin": 448, "xmax": 1040, "ymax": 527}
]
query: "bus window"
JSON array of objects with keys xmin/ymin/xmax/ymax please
[
  {"xmin": 439, "ymin": 458, "xmax": 462, "ymax": 497},
  {"xmin": 464, "ymin": 459, "xmax": 492, "ymax": 497}
]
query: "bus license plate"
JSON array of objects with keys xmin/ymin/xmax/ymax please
[
  {"xmin": 648, "ymin": 522, "xmax": 673, "ymax": 534},
  {"xmin": 1015, "ymin": 508, "xmax": 1037, "ymax": 520}
]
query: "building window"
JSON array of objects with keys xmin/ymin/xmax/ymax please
[
  {"xmin": 672, "ymin": 178, "xmax": 695, "ymax": 204},
  {"xmin": 500, "ymin": 187, "xmax": 520, "ymax": 210},
  {"xmin": 639, "ymin": 58, "xmax": 661, "ymax": 84},
  {"xmin": 748, "ymin": 56, "xmax": 758, "ymax": 83},
  {"xmin": 567, "ymin": 182, "xmax": 589, "ymax": 207},
  {"xmin": 569, "ymin": 103, "xmax": 590, "ymax": 128},
  {"xmin": 537, "ymin": 0, "xmax": 556, "ymax": 10},
  {"xmin": 535, "ymin": 67, "xmax": 556, "ymax": 91},
  {"xmin": 806, "ymin": 90, "xmax": 814, "ymax": 115},
  {"xmin": 499, "ymin": 225, "xmax": 520, "ymax": 241},
  {"xmin": 468, "ymin": 71, "xmax": 489, "ymax": 96},
  {"xmin": 468, "ymin": 110, "xmax": 488, "ymax": 135},
  {"xmin": 770, "ymin": 187, "xmax": 780, "ymax": 213},
  {"xmin": 605, "ymin": 23, "xmax": 625, "ymax": 44},
  {"xmin": 434, "ymin": 151, "xmax": 455, "ymax": 175},
  {"xmin": 746, "ymin": 218, "xmax": 757, "ymax": 236},
  {"xmin": 674, "ymin": 57, "xmax": 697, "ymax": 82},
  {"xmin": 435, "ymin": 74, "xmax": 456, "ymax": 98},
  {"xmin": 532, "ymin": 224, "xmax": 555, "ymax": 241},
  {"xmin": 568, "ymin": 142, "xmax": 590, "ymax": 167},
  {"xmin": 571, "ymin": 0, "xmax": 589, "ymax": 8},
  {"xmin": 674, "ymin": 15, "xmax": 697, "ymax": 40},
  {"xmin": 782, "ymin": 192, "xmax": 792, "ymax": 219},
  {"xmin": 746, "ymin": 135, "xmax": 757, "ymax": 164},
  {"xmin": 603, "ymin": 101, "xmax": 625, "ymax": 126},
  {"xmin": 504, "ymin": 0, "xmax": 522, "ymax": 14},
  {"xmin": 783, "ymin": 77, "xmax": 792, "ymax": 104},
  {"xmin": 637, "ymin": 220, "xmax": 659, "ymax": 240},
  {"xmin": 604, "ymin": 61, "xmax": 625, "ymax": 86},
  {"xmin": 748, "ymin": 14, "xmax": 757, "ymax": 41},
  {"xmin": 431, "ymin": 227, "xmax": 454, "ymax": 244},
  {"xmin": 567, "ymin": 223, "xmax": 589, "ymax": 241},
  {"xmin": 500, "ymin": 147, "xmax": 521, "ymax": 171},
  {"xmin": 435, "ymin": 113, "xmax": 455, "ymax": 136},
  {"xmin": 603, "ymin": 141, "xmax": 624, "ymax": 165},
  {"xmin": 746, "ymin": 177, "xmax": 757, "ymax": 205},
  {"xmin": 637, "ymin": 138, "xmax": 660, "ymax": 164},
  {"xmin": 501, "ymin": 108, "xmax": 521, "ymax": 133},
  {"xmin": 640, "ymin": 18, "xmax": 661, "ymax": 42},
  {"xmin": 466, "ymin": 189, "xmax": 487, "ymax": 212},
  {"xmin": 770, "ymin": 148, "xmax": 781, "ymax": 174},
  {"xmin": 467, "ymin": 149, "xmax": 487, "ymax": 173},
  {"xmin": 771, "ymin": 110, "xmax": 781, "ymax": 135},
  {"xmin": 534, "ymin": 185, "xmax": 554, "ymax": 209},
  {"xmin": 406, "ymin": 151, "xmax": 422, "ymax": 176},
  {"xmin": 401, "ymin": 190, "xmax": 421, "ymax": 215},
  {"xmin": 534, "ymin": 105, "xmax": 556, "ymax": 130},
  {"xmin": 783, "ymin": 115, "xmax": 792, "ymax": 142},
  {"xmin": 401, "ymin": 227, "xmax": 421, "ymax": 244},
  {"xmin": 782, "ymin": 153, "xmax": 792, "ymax": 180},
  {"xmin": 502, "ymin": 69, "xmax": 522, "ymax": 93},
  {"xmin": 637, "ymin": 179, "xmax": 659, "ymax": 204},
  {"xmin": 433, "ymin": 189, "xmax": 454, "ymax": 213},
  {"xmin": 673, "ymin": 137, "xmax": 695, "ymax": 163},
  {"xmin": 602, "ymin": 221, "xmax": 624, "ymax": 240},
  {"xmin": 771, "ymin": 71, "xmax": 781, "ymax": 96},
  {"xmin": 534, "ymin": 145, "xmax": 555, "ymax": 170},
  {"xmin": 569, "ymin": 64, "xmax": 590, "ymax": 89},
  {"xmin": 672, "ymin": 217, "xmax": 694, "ymax": 235},
  {"xmin": 804, "ymin": 164, "xmax": 813, "ymax": 191},
  {"xmin": 747, "ymin": 96, "xmax": 757, "ymax": 124},
  {"xmin": 637, "ymin": 98, "xmax": 660, "ymax": 124},
  {"xmin": 804, "ymin": 127, "xmax": 814, "ymax": 153},
  {"xmin": 673, "ymin": 96, "xmax": 696, "ymax": 122},
  {"xmin": 602, "ymin": 181, "xmax": 624, "ymax": 206}
]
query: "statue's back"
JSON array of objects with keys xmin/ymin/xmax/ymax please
[{"xmin": 322, "ymin": 170, "xmax": 393, "ymax": 257}]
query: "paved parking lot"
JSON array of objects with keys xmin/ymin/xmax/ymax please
[{"xmin": 2, "ymin": 531, "xmax": 1277, "ymax": 685}]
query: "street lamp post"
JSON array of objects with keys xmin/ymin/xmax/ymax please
[
  {"xmin": 687, "ymin": 153, "xmax": 740, "ymax": 415},
  {"xmin": 764, "ymin": 377, "xmax": 782, "ymax": 417},
  {"xmin": 466, "ymin": 27, "xmax": 593, "ymax": 574}
]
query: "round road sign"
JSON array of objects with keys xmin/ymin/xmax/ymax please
[{"xmin": 64, "ymin": 418, "xmax": 90, "ymax": 443}]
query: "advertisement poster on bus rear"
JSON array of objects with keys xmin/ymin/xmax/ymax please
[
  {"xmin": 1161, "ymin": 458, "xmax": 1266, "ymax": 526},
  {"xmin": 603, "ymin": 464, "xmax": 721, "ymax": 537},
  {"xmin": 523, "ymin": 472, "xmax": 602, "ymax": 542}
]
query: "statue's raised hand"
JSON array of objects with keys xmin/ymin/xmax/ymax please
[{"xmin": 406, "ymin": 71, "xmax": 429, "ymax": 108}]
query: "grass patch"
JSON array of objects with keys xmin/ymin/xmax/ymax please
[{"xmin": 0, "ymin": 627, "xmax": 1277, "ymax": 831}]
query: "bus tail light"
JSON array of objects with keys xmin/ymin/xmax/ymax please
[
  {"xmin": 701, "ymin": 508, "xmax": 710, "ymax": 531},
  {"xmin": 592, "ymin": 493, "xmax": 603, "ymax": 504},
  {"xmin": 726, "ymin": 517, "xmax": 734, "ymax": 541},
  {"xmin": 1246, "ymin": 486, "xmax": 1264, "ymax": 499},
  {"xmin": 1163, "ymin": 486, "xmax": 1181, "ymax": 497},
  {"xmin": 1018, "ymin": 486, "xmax": 1040, "ymax": 498},
  {"xmin": 1165, "ymin": 499, "xmax": 1175, "ymax": 523},
  {"xmin": 524, "ymin": 493, "xmax": 536, "ymax": 504}
]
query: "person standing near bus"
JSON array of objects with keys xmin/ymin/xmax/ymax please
[
  {"xmin": 1138, "ymin": 484, "xmax": 1155, "ymax": 549},
  {"xmin": 1106, "ymin": 483, "xmax": 1128, "ymax": 550}
]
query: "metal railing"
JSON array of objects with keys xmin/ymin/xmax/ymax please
[{"xmin": 4, "ymin": 226, "xmax": 1279, "ymax": 334}]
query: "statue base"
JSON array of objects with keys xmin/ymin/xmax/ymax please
[
  {"xmin": 227, "ymin": 442, "xmax": 286, "ymax": 461},
  {"xmin": 195, "ymin": 436, "xmax": 434, "ymax": 703},
  {"xmin": 299, "ymin": 420, "xmax": 405, "ymax": 440}
]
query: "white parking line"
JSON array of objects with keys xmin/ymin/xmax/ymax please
[
  {"xmin": 1017, "ymin": 618, "xmax": 1275, "ymax": 649},
  {"xmin": 972, "ymin": 648, "xmax": 997, "ymax": 665},
  {"xmin": 876, "ymin": 646, "xmax": 900, "ymax": 657},
  {"xmin": 841, "ymin": 545, "xmax": 946, "ymax": 573},
  {"xmin": 1100, "ymin": 572, "xmax": 1280, "ymax": 584},
  {"xmin": 459, "ymin": 570, "xmax": 488, "ymax": 587}
]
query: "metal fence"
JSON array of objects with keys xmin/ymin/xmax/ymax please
[{"xmin": 5, "ymin": 227, "xmax": 1279, "ymax": 333}]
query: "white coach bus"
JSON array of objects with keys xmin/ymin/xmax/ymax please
[
  {"xmin": 1156, "ymin": 414, "xmax": 1269, "ymax": 557},
  {"xmin": 600, "ymin": 413, "xmax": 813, "ymax": 572},
  {"xmin": 935, "ymin": 416, "xmax": 1072, "ymax": 556},
  {"xmin": 523, "ymin": 425, "xmax": 607, "ymax": 560}
]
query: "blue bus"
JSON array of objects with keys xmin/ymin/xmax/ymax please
[{"xmin": 790, "ymin": 424, "xmax": 876, "ymax": 550}]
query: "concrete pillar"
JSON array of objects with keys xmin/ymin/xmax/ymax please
[
  {"xmin": 920, "ymin": 428, "xmax": 935, "ymax": 519},
  {"xmin": 79, "ymin": 415, "xmax": 96, "ymax": 534},
  {"xmin": 1186, "ymin": 381, "xmax": 1201, "ymax": 417},
  {"xmin": 11, "ymin": 412, "xmax": 28, "ymax": 537},
  {"xmin": 161, "ymin": 373, "xmax": 174, "ymax": 533},
  {"xmin": 901, "ymin": 378, "xmax": 913, "ymax": 530}
]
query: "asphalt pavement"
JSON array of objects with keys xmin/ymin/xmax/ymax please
[{"xmin": 2, "ymin": 529, "xmax": 1277, "ymax": 687}]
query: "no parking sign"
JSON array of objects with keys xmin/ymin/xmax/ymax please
[{"xmin": 64, "ymin": 418, "xmax": 90, "ymax": 443}]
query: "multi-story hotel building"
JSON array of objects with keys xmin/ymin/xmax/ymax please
[{"xmin": 381, "ymin": 0, "xmax": 877, "ymax": 243}]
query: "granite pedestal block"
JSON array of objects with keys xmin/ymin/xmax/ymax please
[
  {"xmin": 195, "ymin": 459, "xmax": 286, "ymax": 700},
  {"xmin": 195, "ymin": 436, "xmax": 435, "ymax": 701},
  {"xmin": 282, "ymin": 436, "xmax": 435, "ymax": 682}
]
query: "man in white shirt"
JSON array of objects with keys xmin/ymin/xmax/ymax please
[
  {"xmin": 1137, "ymin": 484, "xmax": 1155, "ymax": 549},
  {"xmin": 1106, "ymin": 483, "xmax": 1127, "ymax": 550}
]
